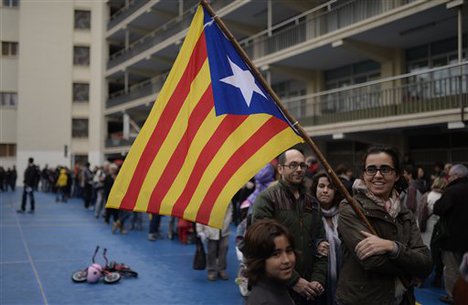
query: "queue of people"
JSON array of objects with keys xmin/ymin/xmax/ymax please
[
  {"xmin": 11, "ymin": 147, "xmax": 468, "ymax": 305},
  {"xmin": 236, "ymin": 147, "xmax": 467, "ymax": 305}
]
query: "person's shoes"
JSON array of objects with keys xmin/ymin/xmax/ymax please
[
  {"xmin": 439, "ymin": 295, "xmax": 454, "ymax": 304},
  {"xmin": 148, "ymin": 234, "xmax": 157, "ymax": 241},
  {"xmin": 27, "ymin": 210, "xmax": 34, "ymax": 214},
  {"xmin": 16, "ymin": 209, "xmax": 25, "ymax": 214},
  {"xmin": 112, "ymin": 221, "xmax": 121, "ymax": 234},
  {"xmin": 218, "ymin": 271, "xmax": 229, "ymax": 280},
  {"xmin": 207, "ymin": 273, "xmax": 217, "ymax": 281}
]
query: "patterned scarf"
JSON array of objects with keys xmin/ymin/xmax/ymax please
[
  {"xmin": 321, "ymin": 206, "xmax": 341, "ymax": 300},
  {"xmin": 352, "ymin": 179, "xmax": 401, "ymax": 219}
]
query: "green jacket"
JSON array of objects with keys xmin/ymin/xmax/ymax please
[
  {"xmin": 252, "ymin": 180, "xmax": 328, "ymax": 287},
  {"xmin": 336, "ymin": 192, "xmax": 432, "ymax": 305}
]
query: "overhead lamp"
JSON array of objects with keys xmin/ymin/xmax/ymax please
[
  {"xmin": 447, "ymin": 121, "xmax": 466, "ymax": 129},
  {"xmin": 332, "ymin": 133, "xmax": 344, "ymax": 140}
]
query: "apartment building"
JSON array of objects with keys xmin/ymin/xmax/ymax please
[
  {"xmin": 1, "ymin": 0, "xmax": 107, "ymax": 177},
  {"xmin": 104, "ymin": 0, "xmax": 467, "ymax": 172},
  {"xmin": 1, "ymin": 0, "xmax": 467, "ymax": 181}
]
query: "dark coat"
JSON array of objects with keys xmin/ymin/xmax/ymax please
[
  {"xmin": 247, "ymin": 278, "xmax": 295, "ymax": 305},
  {"xmin": 252, "ymin": 180, "xmax": 328, "ymax": 287},
  {"xmin": 23, "ymin": 165, "xmax": 38, "ymax": 187},
  {"xmin": 336, "ymin": 192, "xmax": 432, "ymax": 305},
  {"xmin": 433, "ymin": 177, "xmax": 468, "ymax": 253}
]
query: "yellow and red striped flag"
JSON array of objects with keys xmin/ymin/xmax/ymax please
[{"xmin": 106, "ymin": 5, "xmax": 302, "ymax": 228}]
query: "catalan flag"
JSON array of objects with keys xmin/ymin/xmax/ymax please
[{"xmin": 106, "ymin": 5, "xmax": 303, "ymax": 228}]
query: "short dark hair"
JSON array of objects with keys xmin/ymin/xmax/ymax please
[
  {"xmin": 335, "ymin": 164, "xmax": 350, "ymax": 175},
  {"xmin": 403, "ymin": 164, "xmax": 417, "ymax": 178},
  {"xmin": 244, "ymin": 219, "xmax": 296, "ymax": 285},
  {"xmin": 28, "ymin": 157, "xmax": 34, "ymax": 164}
]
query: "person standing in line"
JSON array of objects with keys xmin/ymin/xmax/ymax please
[
  {"xmin": 147, "ymin": 213, "xmax": 163, "ymax": 241},
  {"xmin": 244, "ymin": 219, "xmax": 297, "ymax": 305},
  {"xmin": 80, "ymin": 162, "xmax": 93, "ymax": 210},
  {"xmin": 55, "ymin": 167, "xmax": 68, "ymax": 203},
  {"xmin": 9, "ymin": 165, "xmax": 17, "ymax": 191},
  {"xmin": 433, "ymin": 164, "xmax": 468, "ymax": 304},
  {"xmin": 196, "ymin": 204, "xmax": 232, "ymax": 281},
  {"xmin": 418, "ymin": 177, "xmax": 446, "ymax": 288},
  {"xmin": 311, "ymin": 172, "xmax": 343, "ymax": 305},
  {"xmin": 253, "ymin": 148, "xmax": 328, "ymax": 305},
  {"xmin": 336, "ymin": 146, "xmax": 432, "ymax": 305},
  {"xmin": 17, "ymin": 157, "xmax": 39, "ymax": 214}
]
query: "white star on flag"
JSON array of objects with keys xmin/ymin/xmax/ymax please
[{"xmin": 220, "ymin": 57, "xmax": 267, "ymax": 107}]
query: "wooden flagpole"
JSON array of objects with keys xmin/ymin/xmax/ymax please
[{"xmin": 200, "ymin": 0, "xmax": 377, "ymax": 235}]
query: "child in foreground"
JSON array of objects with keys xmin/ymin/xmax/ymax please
[{"xmin": 244, "ymin": 219, "xmax": 297, "ymax": 305}]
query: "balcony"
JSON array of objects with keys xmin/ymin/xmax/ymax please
[
  {"xmin": 106, "ymin": 73, "xmax": 167, "ymax": 108},
  {"xmin": 241, "ymin": 0, "xmax": 415, "ymax": 59},
  {"xmin": 107, "ymin": 0, "xmax": 416, "ymax": 71},
  {"xmin": 107, "ymin": 0, "xmax": 148, "ymax": 30},
  {"xmin": 283, "ymin": 62, "xmax": 467, "ymax": 127}
]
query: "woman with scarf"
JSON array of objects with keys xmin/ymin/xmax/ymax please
[
  {"xmin": 336, "ymin": 146, "xmax": 432, "ymax": 305},
  {"xmin": 311, "ymin": 172, "xmax": 343, "ymax": 305}
]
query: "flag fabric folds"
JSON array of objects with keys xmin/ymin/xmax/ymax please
[{"xmin": 105, "ymin": 5, "xmax": 303, "ymax": 228}]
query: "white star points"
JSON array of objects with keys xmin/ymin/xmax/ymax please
[{"xmin": 219, "ymin": 57, "xmax": 266, "ymax": 107}]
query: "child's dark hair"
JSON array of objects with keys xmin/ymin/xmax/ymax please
[{"xmin": 244, "ymin": 219, "xmax": 296, "ymax": 285}]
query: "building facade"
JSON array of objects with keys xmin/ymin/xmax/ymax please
[
  {"xmin": 1, "ymin": 0, "xmax": 467, "ymax": 183},
  {"xmin": 104, "ymin": 0, "xmax": 467, "ymax": 173},
  {"xmin": 1, "ymin": 0, "xmax": 107, "ymax": 178}
]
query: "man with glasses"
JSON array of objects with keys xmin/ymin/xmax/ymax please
[
  {"xmin": 434, "ymin": 164, "xmax": 468, "ymax": 304},
  {"xmin": 252, "ymin": 148, "xmax": 328, "ymax": 305}
]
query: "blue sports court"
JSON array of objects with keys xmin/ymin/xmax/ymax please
[{"xmin": 0, "ymin": 189, "xmax": 446, "ymax": 305}]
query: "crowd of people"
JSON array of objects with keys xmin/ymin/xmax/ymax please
[{"xmin": 12, "ymin": 146, "xmax": 468, "ymax": 305}]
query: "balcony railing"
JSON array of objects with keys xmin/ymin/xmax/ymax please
[
  {"xmin": 241, "ymin": 0, "xmax": 414, "ymax": 59},
  {"xmin": 105, "ymin": 62, "xmax": 467, "ymax": 149},
  {"xmin": 108, "ymin": 0, "xmax": 413, "ymax": 70},
  {"xmin": 282, "ymin": 62, "xmax": 468, "ymax": 126},
  {"xmin": 107, "ymin": 0, "xmax": 147, "ymax": 30},
  {"xmin": 107, "ymin": 5, "xmax": 199, "ymax": 69},
  {"xmin": 107, "ymin": 73, "xmax": 168, "ymax": 108}
]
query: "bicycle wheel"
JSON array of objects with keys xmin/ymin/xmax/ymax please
[
  {"xmin": 103, "ymin": 272, "xmax": 121, "ymax": 284},
  {"xmin": 71, "ymin": 270, "xmax": 87, "ymax": 283},
  {"xmin": 119, "ymin": 269, "xmax": 138, "ymax": 278}
]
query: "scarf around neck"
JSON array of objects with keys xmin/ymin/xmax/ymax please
[{"xmin": 352, "ymin": 179, "xmax": 401, "ymax": 219}]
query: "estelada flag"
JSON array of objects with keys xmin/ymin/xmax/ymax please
[{"xmin": 106, "ymin": 5, "xmax": 303, "ymax": 228}]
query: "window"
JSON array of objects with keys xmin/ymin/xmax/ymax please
[
  {"xmin": 74, "ymin": 154, "xmax": 88, "ymax": 166},
  {"xmin": 2, "ymin": 41, "xmax": 18, "ymax": 56},
  {"xmin": 0, "ymin": 144, "xmax": 16, "ymax": 157},
  {"xmin": 72, "ymin": 118, "xmax": 88, "ymax": 138},
  {"xmin": 73, "ymin": 83, "xmax": 89, "ymax": 102},
  {"xmin": 74, "ymin": 10, "xmax": 91, "ymax": 30},
  {"xmin": 73, "ymin": 46, "xmax": 90, "ymax": 66},
  {"xmin": 0, "ymin": 92, "xmax": 18, "ymax": 106},
  {"xmin": 2, "ymin": 0, "xmax": 19, "ymax": 7}
]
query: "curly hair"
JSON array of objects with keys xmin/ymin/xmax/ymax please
[{"xmin": 244, "ymin": 219, "xmax": 297, "ymax": 285}]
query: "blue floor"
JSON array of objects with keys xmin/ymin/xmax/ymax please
[{"xmin": 0, "ymin": 189, "xmax": 446, "ymax": 305}]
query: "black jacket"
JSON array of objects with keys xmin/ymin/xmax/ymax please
[
  {"xmin": 433, "ymin": 177, "xmax": 468, "ymax": 253},
  {"xmin": 23, "ymin": 165, "xmax": 38, "ymax": 187}
]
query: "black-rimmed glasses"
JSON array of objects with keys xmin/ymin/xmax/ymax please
[
  {"xmin": 282, "ymin": 162, "xmax": 308, "ymax": 170},
  {"xmin": 364, "ymin": 165, "xmax": 394, "ymax": 176}
]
